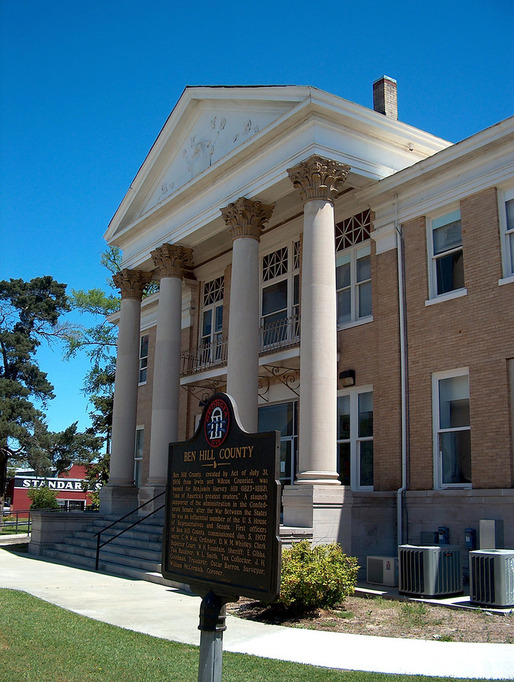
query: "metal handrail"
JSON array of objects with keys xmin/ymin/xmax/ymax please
[
  {"xmin": 1, "ymin": 509, "xmax": 32, "ymax": 534},
  {"xmin": 94, "ymin": 491, "xmax": 166, "ymax": 571}
]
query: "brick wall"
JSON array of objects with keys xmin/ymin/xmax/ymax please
[{"xmin": 404, "ymin": 187, "xmax": 514, "ymax": 490}]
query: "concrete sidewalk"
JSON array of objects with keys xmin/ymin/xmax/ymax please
[{"xmin": 1, "ymin": 546, "xmax": 513, "ymax": 680}]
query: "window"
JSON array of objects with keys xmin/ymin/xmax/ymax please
[
  {"xmin": 433, "ymin": 370, "xmax": 471, "ymax": 488},
  {"xmin": 500, "ymin": 190, "xmax": 514, "ymax": 280},
  {"xmin": 337, "ymin": 388, "xmax": 373, "ymax": 490},
  {"xmin": 138, "ymin": 335, "xmax": 149, "ymax": 384},
  {"xmin": 134, "ymin": 428, "xmax": 144, "ymax": 487},
  {"xmin": 335, "ymin": 210, "xmax": 372, "ymax": 326},
  {"xmin": 260, "ymin": 241, "xmax": 300, "ymax": 347},
  {"xmin": 200, "ymin": 276, "xmax": 224, "ymax": 364},
  {"xmin": 429, "ymin": 210, "xmax": 465, "ymax": 298},
  {"xmin": 258, "ymin": 401, "xmax": 297, "ymax": 485}
]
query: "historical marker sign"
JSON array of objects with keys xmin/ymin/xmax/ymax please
[{"xmin": 162, "ymin": 393, "xmax": 281, "ymax": 601}]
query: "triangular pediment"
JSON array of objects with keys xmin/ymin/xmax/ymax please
[{"xmin": 107, "ymin": 86, "xmax": 311, "ymax": 237}]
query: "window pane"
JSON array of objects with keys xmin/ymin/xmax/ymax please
[
  {"xmin": 258, "ymin": 402, "xmax": 294, "ymax": 437},
  {"xmin": 506, "ymin": 199, "xmax": 514, "ymax": 230},
  {"xmin": 358, "ymin": 392, "xmax": 373, "ymax": 437},
  {"xmin": 509, "ymin": 233, "xmax": 514, "ymax": 274},
  {"xmin": 140, "ymin": 335, "xmax": 149, "ymax": 358},
  {"xmin": 280, "ymin": 440, "xmax": 293, "ymax": 483},
  {"xmin": 262, "ymin": 280, "xmax": 288, "ymax": 316},
  {"xmin": 439, "ymin": 375, "xmax": 469, "ymax": 429},
  {"xmin": 433, "ymin": 220, "xmax": 462, "ymax": 255},
  {"xmin": 338, "ymin": 442, "xmax": 351, "ymax": 485},
  {"xmin": 337, "ymin": 289, "xmax": 351, "ymax": 324},
  {"xmin": 356, "ymin": 254, "xmax": 371, "ymax": 282},
  {"xmin": 293, "ymin": 274, "xmax": 299, "ymax": 307},
  {"xmin": 214, "ymin": 305, "xmax": 223, "ymax": 332},
  {"xmin": 436, "ymin": 250, "xmax": 464, "ymax": 294},
  {"xmin": 337, "ymin": 395, "xmax": 350, "ymax": 439},
  {"xmin": 358, "ymin": 281, "xmax": 372, "ymax": 318},
  {"xmin": 359, "ymin": 441, "xmax": 374, "ymax": 487},
  {"xmin": 336, "ymin": 261, "xmax": 351, "ymax": 289},
  {"xmin": 202, "ymin": 309, "xmax": 212, "ymax": 337},
  {"xmin": 440, "ymin": 430, "xmax": 471, "ymax": 484}
]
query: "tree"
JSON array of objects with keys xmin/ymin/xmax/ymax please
[
  {"xmin": 0, "ymin": 276, "xmax": 102, "ymax": 510},
  {"xmin": 64, "ymin": 247, "xmax": 122, "ymax": 492}
]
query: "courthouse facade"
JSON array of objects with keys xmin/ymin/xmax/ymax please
[{"xmin": 101, "ymin": 80, "xmax": 514, "ymax": 564}]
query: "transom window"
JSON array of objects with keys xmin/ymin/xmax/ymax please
[
  {"xmin": 138, "ymin": 335, "xmax": 149, "ymax": 384},
  {"xmin": 335, "ymin": 209, "xmax": 371, "ymax": 251},
  {"xmin": 429, "ymin": 210, "xmax": 465, "ymax": 297},
  {"xmin": 433, "ymin": 370, "xmax": 471, "ymax": 488},
  {"xmin": 337, "ymin": 388, "xmax": 374, "ymax": 490},
  {"xmin": 335, "ymin": 210, "xmax": 372, "ymax": 326}
]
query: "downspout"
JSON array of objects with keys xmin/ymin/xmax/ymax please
[{"xmin": 395, "ymin": 193, "xmax": 408, "ymax": 547}]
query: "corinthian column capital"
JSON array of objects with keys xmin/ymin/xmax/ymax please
[
  {"xmin": 220, "ymin": 197, "xmax": 274, "ymax": 241},
  {"xmin": 151, "ymin": 243, "xmax": 193, "ymax": 279},
  {"xmin": 113, "ymin": 269, "xmax": 153, "ymax": 300},
  {"xmin": 287, "ymin": 155, "xmax": 351, "ymax": 203}
]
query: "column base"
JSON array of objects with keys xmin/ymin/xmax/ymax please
[
  {"xmin": 295, "ymin": 470, "xmax": 341, "ymax": 485},
  {"xmin": 99, "ymin": 484, "xmax": 138, "ymax": 516},
  {"xmin": 138, "ymin": 483, "xmax": 167, "ymax": 514},
  {"xmin": 282, "ymin": 484, "xmax": 351, "ymax": 547}
]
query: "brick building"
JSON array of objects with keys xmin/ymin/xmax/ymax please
[{"xmin": 101, "ymin": 80, "xmax": 514, "ymax": 567}]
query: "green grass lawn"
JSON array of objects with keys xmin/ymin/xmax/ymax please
[
  {"xmin": 0, "ymin": 589, "xmax": 487, "ymax": 682},
  {"xmin": 0, "ymin": 523, "xmax": 30, "ymax": 535}
]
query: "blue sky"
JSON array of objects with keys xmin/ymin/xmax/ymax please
[{"xmin": 1, "ymin": 0, "xmax": 512, "ymax": 434}]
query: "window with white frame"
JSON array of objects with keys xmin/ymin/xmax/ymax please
[
  {"xmin": 335, "ymin": 210, "xmax": 372, "ymax": 326},
  {"xmin": 260, "ymin": 241, "xmax": 300, "ymax": 346},
  {"xmin": 200, "ymin": 276, "xmax": 224, "ymax": 363},
  {"xmin": 134, "ymin": 428, "xmax": 144, "ymax": 487},
  {"xmin": 429, "ymin": 209, "xmax": 465, "ymax": 297},
  {"xmin": 337, "ymin": 387, "xmax": 373, "ymax": 490},
  {"xmin": 258, "ymin": 401, "xmax": 297, "ymax": 485},
  {"xmin": 500, "ymin": 190, "xmax": 514, "ymax": 278},
  {"xmin": 433, "ymin": 370, "xmax": 471, "ymax": 488},
  {"xmin": 138, "ymin": 335, "xmax": 149, "ymax": 384}
]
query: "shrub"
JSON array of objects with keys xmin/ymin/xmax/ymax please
[
  {"xmin": 27, "ymin": 486, "xmax": 60, "ymax": 510},
  {"xmin": 274, "ymin": 540, "xmax": 359, "ymax": 614}
]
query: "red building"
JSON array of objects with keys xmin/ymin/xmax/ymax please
[{"xmin": 5, "ymin": 464, "xmax": 95, "ymax": 515}]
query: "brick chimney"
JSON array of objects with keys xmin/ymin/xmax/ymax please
[{"xmin": 373, "ymin": 76, "xmax": 398, "ymax": 120}]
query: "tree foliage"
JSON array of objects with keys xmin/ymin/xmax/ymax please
[
  {"xmin": 0, "ymin": 276, "xmax": 102, "ymax": 506},
  {"xmin": 27, "ymin": 485, "xmax": 59, "ymax": 510},
  {"xmin": 63, "ymin": 247, "xmax": 123, "ymax": 490}
]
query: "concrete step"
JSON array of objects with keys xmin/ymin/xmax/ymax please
[
  {"xmin": 47, "ymin": 542, "xmax": 162, "ymax": 573},
  {"xmin": 61, "ymin": 536, "xmax": 162, "ymax": 562},
  {"xmin": 39, "ymin": 509, "xmax": 168, "ymax": 585}
]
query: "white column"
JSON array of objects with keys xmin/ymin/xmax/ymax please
[
  {"xmin": 101, "ymin": 269, "xmax": 151, "ymax": 514},
  {"xmin": 221, "ymin": 198, "xmax": 274, "ymax": 432},
  {"xmin": 288, "ymin": 155, "xmax": 351, "ymax": 484},
  {"xmin": 146, "ymin": 244, "xmax": 193, "ymax": 487}
]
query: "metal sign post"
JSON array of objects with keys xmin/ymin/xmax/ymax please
[
  {"xmin": 162, "ymin": 393, "xmax": 281, "ymax": 682},
  {"xmin": 197, "ymin": 592, "xmax": 229, "ymax": 682}
]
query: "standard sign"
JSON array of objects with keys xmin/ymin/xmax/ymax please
[{"xmin": 162, "ymin": 393, "xmax": 281, "ymax": 601}]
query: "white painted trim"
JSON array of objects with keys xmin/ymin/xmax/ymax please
[
  {"xmin": 432, "ymin": 368, "xmax": 471, "ymax": 491},
  {"xmin": 424, "ymin": 288, "xmax": 467, "ymax": 306}
]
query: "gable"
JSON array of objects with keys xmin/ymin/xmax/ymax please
[
  {"xmin": 107, "ymin": 87, "xmax": 311, "ymax": 238},
  {"xmin": 140, "ymin": 101, "xmax": 294, "ymax": 217}
]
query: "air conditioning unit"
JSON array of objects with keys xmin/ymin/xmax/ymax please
[
  {"xmin": 398, "ymin": 545, "xmax": 462, "ymax": 597},
  {"xmin": 470, "ymin": 549, "xmax": 514, "ymax": 607},
  {"xmin": 367, "ymin": 556, "xmax": 398, "ymax": 586}
]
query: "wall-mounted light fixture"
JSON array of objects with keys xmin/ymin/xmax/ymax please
[{"xmin": 339, "ymin": 369, "xmax": 356, "ymax": 387}]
